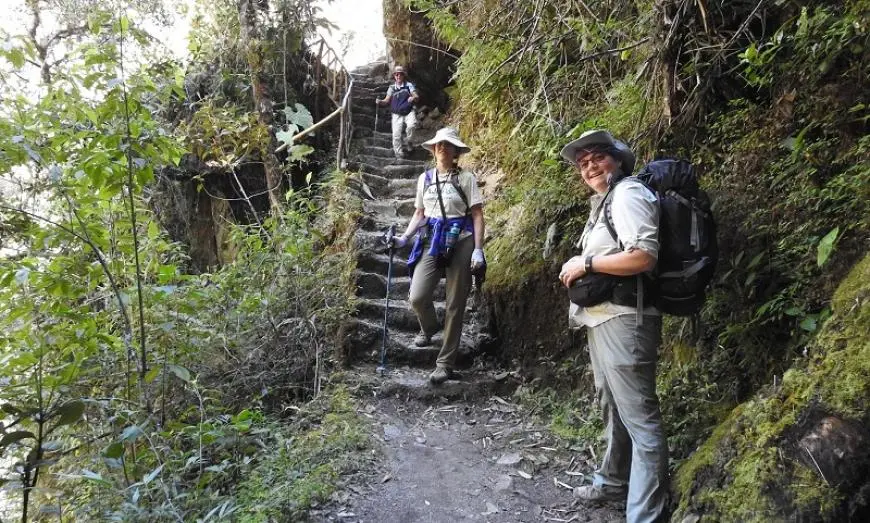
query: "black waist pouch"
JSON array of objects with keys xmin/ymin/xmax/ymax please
[
  {"xmin": 568, "ymin": 273, "xmax": 619, "ymax": 307},
  {"xmin": 569, "ymin": 274, "xmax": 651, "ymax": 308}
]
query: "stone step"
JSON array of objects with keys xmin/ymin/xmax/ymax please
[
  {"xmin": 355, "ymin": 271, "xmax": 446, "ymax": 302},
  {"xmin": 357, "ymin": 297, "xmax": 445, "ymax": 332},
  {"xmin": 357, "ymin": 250, "xmax": 409, "ymax": 277},
  {"xmin": 352, "ymin": 81, "xmax": 390, "ymax": 91},
  {"xmin": 352, "ymin": 113, "xmax": 392, "ymax": 134},
  {"xmin": 361, "ymin": 198, "xmax": 416, "ymax": 219},
  {"xmin": 350, "ymin": 104, "xmax": 383, "ymax": 118},
  {"xmin": 358, "ymin": 212, "xmax": 414, "ymax": 234},
  {"xmin": 346, "ymin": 161, "xmax": 423, "ymax": 180},
  {"xmin": 354, "ymin": 154, "xmax": 428, "ymax": 170},
  {"xmin": 354, "ymin": 365, "xmax": 523, "ymax": 402},
  {"xmin": 341, "ymin": 320, "xmax": 441, "ymax": 367},
  {"xmin": 353, "ymin": 174, "xmax": 417, "ymax": 199},
  {"xmin": 360, "ymin": 145, "xmax": 430, "ymax": 162},
  {"xmin": 352, "ymin": 128, "xmax": 395, "ymax": 145}
]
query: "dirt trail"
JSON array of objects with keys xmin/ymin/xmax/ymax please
[{"xmin": 313, "ymin": 367, "xmax": 623, "ymax": 523}]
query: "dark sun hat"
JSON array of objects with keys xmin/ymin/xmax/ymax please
[{"xmin": 559, "ymin": 129, "xmax": 636, "ymax": 175}]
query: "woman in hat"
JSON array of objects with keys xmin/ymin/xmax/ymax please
[
  {"xmin": 558, "ymin": 130, "xmax": 668, "ymax": 523},
  {"xmin": 376, "ymin": 65, "xmax": 419, "ymax": 159},
  {"xmin": 390, "ymin": 127, "xmax": 485, "ymax": 384}
]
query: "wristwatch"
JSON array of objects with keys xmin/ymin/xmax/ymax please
[{"xmin": 585, "ymin": 255, "xmax": 594, "ymax": 274}]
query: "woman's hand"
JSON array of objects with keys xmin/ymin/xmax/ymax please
[
  {"xmin": 470, "ymin": 248, "xmax": 485, "ymax": 271},
  {"xmin": 389, "ymin": 235, "xmax": 407, "ymax": 249},
  {"xmin": 559, "ymin": 256, "xmax": 586, "ymax": 287}
]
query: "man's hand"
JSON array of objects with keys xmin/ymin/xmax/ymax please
[{"xmin": 559, "ymin": 256, "xmax": 586, "ymax": 287}]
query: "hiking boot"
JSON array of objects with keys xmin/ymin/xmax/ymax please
[
  {"xmin": 413, "ymin": 331, "xmax": 432, "ymax": 347},
  {"xmin": 428, "ymin": 366, "xmax": 450, "ymax": 385},
  {"xmin": 573, "ymin": 484, "xmax": 627, "ymax": 502}
]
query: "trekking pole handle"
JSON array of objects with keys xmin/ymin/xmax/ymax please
[{"xmin": 384, "ymin": 224, "xmax": 397, "ymax": 251}]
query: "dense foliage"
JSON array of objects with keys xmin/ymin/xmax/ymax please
[
  {"xmin": 0, "ymin": 1, "xmax": 364, "ymax": 520},
  {"xmin": 402, "ymin": 0, "xmax": 868, "ymax": 518}
]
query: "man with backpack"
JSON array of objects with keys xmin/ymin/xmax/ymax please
[
  {"xmin": 376, "ymin": 65, "xmax": 419, "ymax": 159},
  {"xmin": 558, "ymin": 130, "xmax": 668, "ymax": 523}
]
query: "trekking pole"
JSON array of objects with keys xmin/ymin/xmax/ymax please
[
  {"xmin": 376, "ymin": 224, "xmax": 397, "ymax": 375},
  {"xmin": 374, "ymin": 102, "xmax": 379, "ymax": 135}
]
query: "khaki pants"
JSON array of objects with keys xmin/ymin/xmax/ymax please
[
  {"xmin": 391, "ymin": 111, "xmax": 416, "ymax": 156},
  {"xmin": 588, "ymin": 314, "xmax": 668, "ymax": 523},
  {"xmin": 408, "ymin": 234, "xmax": 474, "ymax": 369}
]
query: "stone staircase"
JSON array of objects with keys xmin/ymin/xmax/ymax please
[{"xmin": 341, "ymin": 63, "xmax": 480, "ymax": 370}]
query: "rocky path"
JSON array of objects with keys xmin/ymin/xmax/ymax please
[
  {"xmin": 312, "ymin": 367, "xmax": 624, "ymax": 523},
  {"xmin": 321, "ymin": 62, "xmax": 623, "ymax": 523}
]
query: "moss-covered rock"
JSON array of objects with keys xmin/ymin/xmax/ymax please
[{"xmin": 674, "ymin": 253, "xmax": 870, "ymax": 522}]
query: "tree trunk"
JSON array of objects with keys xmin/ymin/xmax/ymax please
[{"xmin": 238, "ymin": 0, "xmax": 284, "ymax": 212}]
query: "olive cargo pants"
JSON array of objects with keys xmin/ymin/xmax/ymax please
[{"xmin": 408, "ymin": 234, "xmax": 474, "ymax": 369}]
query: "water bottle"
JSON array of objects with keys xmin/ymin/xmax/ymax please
[
  {"xmin": 444, "ymin": 222, "xmax": 461, "ymax": 261},
  {"xmin": 445, "ymin": 222, "xmax": 460, "ymax": 249}
]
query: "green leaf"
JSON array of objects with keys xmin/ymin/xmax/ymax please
[
  {"xmin": 120, "ymin": 425, "xmax": 143, "ymax": 442},
  {"xmin": 144, "ymin": 367, "xmax": 161, "ymax": 383},
  {"xmin": 799, "ymin": 316, "xmax": 817, "ymax": 332},
  {"xmin": 53, "ymin": 400, "xmax": 85, "ymax": 426},
  {"xmin": 784, "ymin": 307, "xmax": 803, "ymax": 317},
  {"xmin": 282, "ymin": 103, "xmax": 313, "ymax": 132},
  {"xmin": 119, "ymin": 16, "xmax": 130, "ymax": 33},
  {"xmin": 104, "ymin": 442, "xmax": 125, "ymax": 459},
  {"xmin": 142, "ymin": 463, "xmax": 164, "ymax": 485},
  {"xmin": 289, "ymin": 144, "xmax": 314, "ymax": 163},
  {"xmin": 147, "ymin": 221, "xmax": 160, "ymax": 240},
  {"xmin": 0, "ymin": 430, "xmax": 35, "ymax": 447},
  {"xmin": 276, "ymin": 129, "xmax": 294, "ymax": 147},
  {"xmin": 169, "ymin": 364, "xmax": 191, "ymax": 383},
  {"xmin": 816, "ymin": 227, "xmax": 839, "ymax": 267},
  {"xmin": 79, "ymin": 469, "xmax": 109, "ymax": 484}
]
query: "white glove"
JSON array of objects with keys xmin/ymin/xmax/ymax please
[
  {"xmin": 470, "ymin": 248, "xmax": 485, "ymax": 270},
  {"xmin": 389, "ymin": 235, "xmax": 407, "ymax": 249}
]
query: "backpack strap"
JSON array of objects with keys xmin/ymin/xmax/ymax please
[
  {"xmin": 601, "ymin": 177, "xmax": 656, "ymax": 323},
  {"xmin": 426, "ymin": 168, "xmax": 471, "ymax": 217}
]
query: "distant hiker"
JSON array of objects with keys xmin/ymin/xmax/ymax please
[
  {"xmin": 558, "ymin": 130, "xmax": 668, "ymax": 523},
  {"xmin": 388, "ymin": 127, "xmax": 485, "ymax": 385},
  {"xmin": 375, "ymin": 65, "xmax": 419, "ymax": 159}
]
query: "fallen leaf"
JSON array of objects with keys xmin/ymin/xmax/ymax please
[
  {"xmin": 517, "ymin": 470, "xmax": 532, "ymax": 479},
  {"xmin": 381, "ymin": 473, "xmax": 392, "ymax": 483}
]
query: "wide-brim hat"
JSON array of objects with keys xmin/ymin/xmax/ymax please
[
  {"xmin": 559, "ymin": 129, "xmax": 636, "ymax": 175},
  {"xmin": 393, "ymin": 65, "xmax": 407, "ymax": 74},
  {"xmin": 422, "ymin": 127, "xmax": 471, "ymax": 155}
]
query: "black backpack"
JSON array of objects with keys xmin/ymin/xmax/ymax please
[{"xmin": 604, "ymin": 159, "xmax": 717, "ymax": 316}]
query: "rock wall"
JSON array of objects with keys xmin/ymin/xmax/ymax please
[{"xmin": 382, "ymin": 0, "xmax": 457, "ymax": 111}]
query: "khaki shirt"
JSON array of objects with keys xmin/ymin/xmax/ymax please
[
  {"xmin": 415, "ymin": 169, "xmax": 483, "ymax": 219},
  {"xmin": 569, "ymin": 179, "xmax": 660, "ymax": 329}
]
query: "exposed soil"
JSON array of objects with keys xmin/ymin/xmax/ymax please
[{"xmin": 311, "ymin": 366, "xmax": 623, "ymax": 523}]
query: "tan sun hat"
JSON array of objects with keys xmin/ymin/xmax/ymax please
[
  {"xmin": 421, "ymin": 127, "xmax": 471, "ymax": 155},
  {"xmin": 393, "ymin": 65, "xmax": 407, "ymax": 74},
  {"xmin": 559, "ymin": 129, "xmax": 636, "ymax": 175}
]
